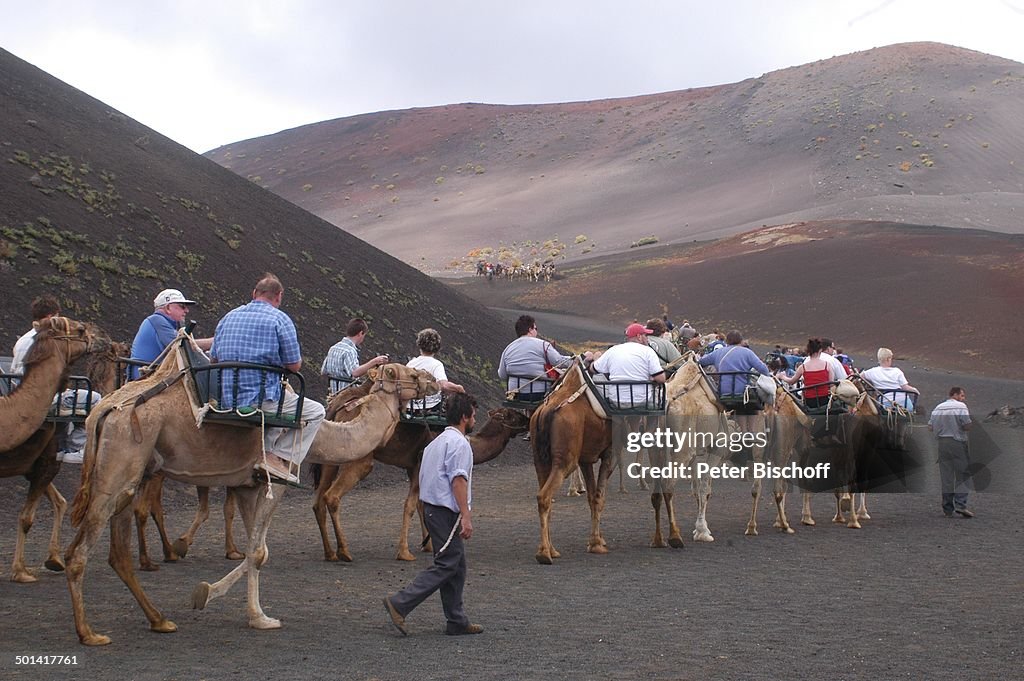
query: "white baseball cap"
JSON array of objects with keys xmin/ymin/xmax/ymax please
[{"xmin": 153, "ymin": 288, "xmax": 197, "ymax": 308}]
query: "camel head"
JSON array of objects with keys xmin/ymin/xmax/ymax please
[
  {"xmin": 24, "ymin": 316, "xmax": 111, "ymax": 370},
  {"xmin": 368, "ymin": 363, "xmax": 439, "ymax": 402},
  {"xmin": 80, "ymin": 340, "xmax": 130, "ymax": 394},
  {"xmin": 486, "ymin": 407, "xmax": 531, "ymax": 434}
]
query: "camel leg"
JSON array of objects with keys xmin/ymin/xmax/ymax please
[
  {"xmin": 11, "ymin": 475, "xmax": 54, "ymax": 583},
  {"xmin": 832, "ymin": 491, "xmax": 845, "ymax": 523},
  {"xmin": 133, "ymin": 482, "xmax": 158, "ymax": 572},
  {"xmin": 772, "ymin": 480, "xmax": 795, "ymax": 534},
  {"xmin": 43, "ymin": 483, "xmax": 68, "ymax": 572},
  {"xmin": 691, "ymin": 474, "xmax": 715, "ymax": 542},
  {"xmin": 650, "ymin": 492, "xmax": 667, "ymax": 548},
  {"xmin": 535, "ymin": 467, "xmax": 567, "ymax": 565},
  {"xmin": 191, "ymin": 487, "xmax": 284, "ymax": 630},
  {"xmin": 223, "ymin": 489, "xmax": 243, "ymax": 560},
  {"xmin": 663, "ymin": 490, "xmax": 685, "ymax": 548},
  {"xmin": 395, "ymin": 467, "xmax": 421, "ymax": 561},
  {"xmin": 319, "ymin": 456, "xmax": 373, "ymax": 562},
  {"xmin": 801, "ymin": 492, "xmax": 816, "ymax": 526},
  {"xmin": 745, "ymin": 476, "xmax": 762, "ymax": 536},
  {"xmin": 417, "ymin": 500, "xmax": 432, "ymax": 553},
  {"xmin": 108, "ymin": 503, "xmax": 177, "ymax": 635},
  {"xmin": 585, "ymin": 457, "xmax": 614, "ymax": 553},
  {"xmin": 844, "ymin": 490, "xmax": 861, "ymax": 529},
  {"xmin": 312, "ymin": 464, "xmax": 340, "ymax": 561},
  {"xmin": 566, "ymin": 466, "xmax": 585, "ymax": 496},
  {"xmin": 856, "ymin": 492, "xmax": 871, "ymax": 520},
  {"xmin": 67, "ymin": 498, "xmax": 118, "ymax": 646},
  {"xmin": 171, "ymin": 486, "xmax": 210, "ymax": 559}
]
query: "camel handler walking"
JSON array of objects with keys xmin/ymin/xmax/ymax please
[
  {"xmin": 384, "ymin": 392, "xmax": 483, "ymax": 636},
  {"xmin": 928, "ymin": 387, "xmax": 974, "ymax": 518}
]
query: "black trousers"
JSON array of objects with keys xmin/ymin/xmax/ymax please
[{"xmin": 390, "ymin": 503, "xmax": 469, "ymax": 629}]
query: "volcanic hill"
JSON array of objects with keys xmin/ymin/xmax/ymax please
[
  {"xmin": 207, "ymin": 42, "xmax": 1024, "ymax": 275},
  {"xmin": 0, "ymin": 47, "xmax": 510, "ymax": 400}
]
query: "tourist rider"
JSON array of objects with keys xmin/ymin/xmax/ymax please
[
  {"xmin": 778, "ymin": 338, "xmax": 843, "ymax": 408},
  {"xmin": 645, "ymin": 317, "xmax": 682, "ymax": 372},
  {"xmin": 128, "ymin": 288, "xmax": 213, "ymax": 379},
  {"xmin": 497, "ymin": 314, "xmax": 573, "ymax": 403},
  {"xmin": 321, "ymin": 317, "xmax": 388, "ymax": 393},
  {"xmin": 590, "ymin": 323, "xmax": 666, "ymax": 408},
  {"xmin": 859, "ymin": 347, "xmax": 920, "ymax": 410},
  {"xmin": 406, "ymin": 328, "xmax": 464, "ymax": 413},
  {"xmin": 210, "ymin": 273, "xmax": 326, "ymax": 484}
]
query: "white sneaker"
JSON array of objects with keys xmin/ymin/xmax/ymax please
[{"xmin": 60, "ymin": 449, "xmax": 84, "ymax": 464}]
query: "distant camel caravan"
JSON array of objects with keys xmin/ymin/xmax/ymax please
[
  {"xmin": 1, "ymin": 317, "xmax": 111, "ymax": 583},
  {"xmin": 64, "ymin": 336, "xmax": 438, "ymax": 646},
  {"xmin": 312, "ymin": 379, "xmax": 530, "ymax": 563}
]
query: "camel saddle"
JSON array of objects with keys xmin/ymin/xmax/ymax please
[{"xmin": 176, "ymin": 339, "xmax": 305, "ymax": 429}]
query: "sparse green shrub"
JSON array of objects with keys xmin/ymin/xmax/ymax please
[
  {"xmin": 176, "ymin": 249, "xmax": 205, "ymax": 273},
  {"xmin": 630, "ymin": 236, "xmax": 659, "ymax": 248}
]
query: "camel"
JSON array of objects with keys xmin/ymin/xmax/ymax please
[
  {"xmin": 1, "ymin": 317, "xmax": 110, "ymax": 583},
  {"xmin": 531, "ymin": 359, "xmax": 615, "ymax": 564},
  {"xmin": 750, "ymin": 384, "xmax": 814, "ymax": 536},
  {"xmin": 656, "ymin": 356, "xmax": 735, "ymax": 545},
  {"xmin": 799, "ymin": 387, "xmax": 883, "ymax": 530},
  {"xmin": 64, "ymin": 342, "xmax": 438, "ymax": 646},
  {"xmin": 312, "ymin": 402, "xmax": 530, "ymax": 562}
]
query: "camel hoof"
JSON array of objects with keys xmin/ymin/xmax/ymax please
[
  {"xmin": 172, "ymin": 539, "xmax": 190, "ymax": 558},
  {"xmin": 535, "ymin": 552, "xmax": 554, "ymax": 565},
  {"xmin": 395, "ymin": 551, "xmax": 416, "ymax": 562},
  {"xmin": 44, "ymin": 557, "xmax": 65, "ymax": 572},
  {"xmin": 832, "ymin": 515, "xmax": 845, "ymax": 524},
  {"xmin": 567, "ymin": 490, "xmax": 582, "ymax": 497},
  {"xmin": 638, "ymin": 482, "xmax": 649, "ymax": 491},
  {"xmin": 744, "ymin": 527, "xmax": 759, "ymax": 536},
  {"xmin": 693, "ymin": 532, "xmax": 715, "ymax": 543},
  {"xmin": 190, "ymin": 582, "xmax": 212, "ymax": 610},
  {"xmin": 150, "ymin": 619, "xmax": 177, "ymax": 634},
  {"xmin": 847, "ymin": 522, "xmax": 862, "ymax": 530},
  {"xmin": 338, "ymin": 551, "xmax": 354, "ymax": 563},
  {"xmin": 801, "ymin": 518, "xmax": 816, "ymax": 526},
  {"xmin": 587, "ymin": 544, "xmax": 608, "ymax": 554},
  {"xmin": 858, "ymin": 511, "xmax": 872, "ymax": 520},
  {"xmin": 668, "ymin": 536, "xmax": 685, "ymax": 549},
  {"xmin": 226, "ymin": 550, "xmax": 245, "ymax": 561},
  {"xmin": 11, "ymin": 570, "xmax": 37, "ymax": 583},
  {"xmin": 783, "ymin": 527, "xmax": 796, "ymax": 535},
  {"xmin": 249, "ymin": 615, "xmax": 282, "ymax": 630},
  {"xmin": 617, "ymin": 488, "xmax": 629, "ymax": 494},
  {"xmin": 650, "ymin": 538, "xmax": 668, "ymax": 548},
  {"xmin": 140, "ymin": 562, "xmax": 160, "ymax": 572},
  {"xmin": 81, "ymin": 632, "xmax": 112, "ymax": 646}
]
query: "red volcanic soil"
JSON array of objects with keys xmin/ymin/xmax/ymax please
[
  {"xmin": 209, "ymin": 43, "xmax": 1024, "ymax": 275},
  {"xmin": 450, "ymin": 220, "xmax": 1024, "ymax": 378}
]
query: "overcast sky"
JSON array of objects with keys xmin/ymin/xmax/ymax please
[{"xmin": 4, "ymin": 0, "xmax": 1024, "ymax": 153}]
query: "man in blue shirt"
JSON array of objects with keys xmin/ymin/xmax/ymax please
[
  {"xmin": 384, "ymin": 393, "xmax": 483, "ymax": 637},
  {"xmin": 210, "ymin": 274, "xmax": 325, "ymax": 484},
  {"xmin": 128, "ymin": 288, "xmax": 212, "ymax": 379}
]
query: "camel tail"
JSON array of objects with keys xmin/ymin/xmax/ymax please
[
  {"xmin": 70, "ymin": 403, "xmax": 113, "ymax": 527},
  {"xmin": 533, "ymin": 407, "xmax": 557, "ymax": 465}
]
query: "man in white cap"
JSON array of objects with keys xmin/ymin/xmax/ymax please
[
  {"xmin": 591, "ymin": 322, "xmax": 666, "ymax": 408},
  {"xmin": 128, "ymin": 288, "xmax": 213, "ymax": 379}
]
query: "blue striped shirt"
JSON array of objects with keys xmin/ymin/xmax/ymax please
[
  {"xmin": 321, "ymin": 337, "xmax": 359, "ymax": 392},
  {"xmin": 210, "ymin": 300, "xmax": 301, "ymax": 406}
]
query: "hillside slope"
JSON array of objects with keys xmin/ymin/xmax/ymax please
[
  {"xmin": 208, "ymin": 42, "xmax": 1024, "ymax": 274},
  {"xmin": 0, "ymin": 48, "xmax": 510, "ymax": 400}
]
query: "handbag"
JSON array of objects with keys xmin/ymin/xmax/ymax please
[{"xmin": 542, "ymin": 343, "xmax": 559, "ymax": 379}]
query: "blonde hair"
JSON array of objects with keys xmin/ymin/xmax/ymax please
[{"xmin": 876, "ymin": 347, "xmax": 894, "ymax": 364}]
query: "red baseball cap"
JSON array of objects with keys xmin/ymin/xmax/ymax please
[{"xmin": 625, "ymin": 323, "xmax": 655, "ymax": 338}]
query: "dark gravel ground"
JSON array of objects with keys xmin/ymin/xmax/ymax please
[{"xmin": 0, "ymin": 424, "xmax": 1021, "ymax": 681}]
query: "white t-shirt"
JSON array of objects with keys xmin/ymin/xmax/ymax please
[
  {"xmin": 823, "ymin": 353, "xmax": 847, "ymax": 382},
  {"xmin": 9, "ymin": 328, "xmax": 36, "ymax": 375},
  {"xmin": 860, "ymin": 365, "xmax": 909, "ymax": 391},
  {"xmin": 407, "ymin": 355, "xmax": 448, "ymax": 409},
  {"xmin": 592, "ymin": 341, "xmax": 664, "ymax": 407}
]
